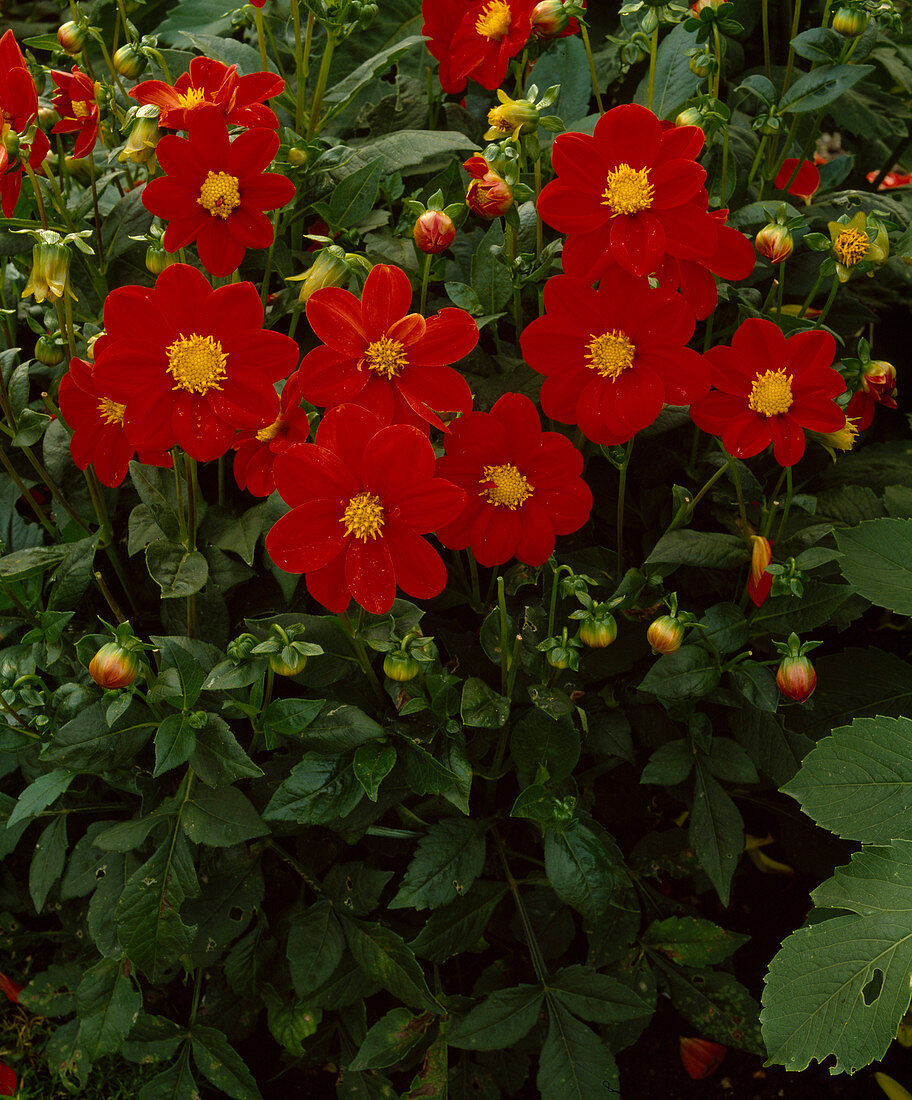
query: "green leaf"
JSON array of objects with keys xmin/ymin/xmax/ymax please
[
  {"xmin": 0, "ymin": 544, "xmax": 68, "ymax": 582},
  {"xmin": 524, "ymin": 36, "xmax": 591, "ymax": 123},
  {"xmin": 117, "ymin": 831, "xmax": 200, "ymax": 982},
  {"xmin": 146, "ymin": 540, "xmax": 209, "ymax": 599},
  {"xmin": 191, "ymin": 1025, "xmax": 262, "ymax": 1100},
  {"xmin": 153, "ymin": 714, "xmax": 196, "ymax": 778},
  {"xmin": 287, "ymin": 900, "xmax": 346, "ymax": 997},
  {"xmin": 790, "ymin": 648, "xmax": 912, "ymax": 739},
  {"xmin": 262, "ymin": 753, "xmax": 362, "ymax": 824},
  {"xmin": 634, "ymin": 22, "xmax": 700, "ymax": 118},
  {"xmin": 40, "ymin": 701, "xmax": 156, "ymax": 772},
  {"xmin": 642, "ymin": 916, "xmax": 748, "ymax": 967},
  {"xmin": 390, "ymin": 819, "xmax": 487, "ymax": 911},
  {"xmin": 549, "ymin": 965, "xmax": 654, "ymax": 1024},
  {"xmin": 537, "ymin": 1002, "xmax": 619, "ymax": 1100},
  {"xmin": 790, "ymin": 26, "xmax": 842, "ymax": 61},
  {"xmin": 353, "ymin": 741, "xmax": 397, "ymax": 801},
  {"xmin": 471, "ymin": 222, "xmax": 512, "ymax": 316},
  {"xmin": 102, "ymin": 186, "xmax": 153, "ymax": 263},
  {"xmin": 460, "ymin": 676, "xmax": 510, "ymax": 728},
  {"xmin": 749, "ymin": 581, "xmax": 851, "ymax": 636},
  {"xmin": 293, "ymin": 701, "xmax": 386, "ymax": 752},
  {"xmin": 137, "ymin": 1047, "xmax": 198, "ymax": 1100},
  {"xmin": 182, "ymin": 786, "xmax": 267, "ymax": 847},
  {"xmin": 154, "ymin": 637, "xmax": 206, "ymax": 709},
  {"xmin": 322, "ymin": 38, "xmax": 426, "ymax": 123},
  {"xmin": 349, "ymin": 1006, "xmax": 433, "ymax": 1070},
  {"xmin": 190, "ymin": 715, "xmax": 263, "ymax": 787},
  {"xmin": 646, "ymin": 530, "xmax": 748, "ymax": 570},
  {"xmin": 641, "ymin": 740, "xmax": 693, "ymax": 785},
  {"xmin": 660, "ymin": 963, "xmax": 763, "ymax": 1053},
  {"xmin": 342, "ymin": 918, "xmax": 443, "ymax": 1013},
  {"xmin": 730, "ymin": 662, "xmax": 779, "ymax": 714},
  {"xmin": 156, "ymin": 0, "xmax": 233, "ymax": 42},
  {"xmin": 328, "ymin": 130, "xmax": 478, "ymax": 179},
  {"xmin": 545, "ymin": 820, "xmax": 621, "ymax": 925},
  {"xmin": 511, "ymin": 709, "xmax": 580, "ymax": 784},
  {"xmin": 783, "ymin": 715, "xmax": 912, "ymax": 843},
  {"xmin": 30, "ymin": 815, "xmax": 68, "ymax": 912},
  {"xmin": 449, "ymin": 985, "xmax": 543, "ymax": 1051},
  {"xmin": 705, "ymin": 738, "xmax": 759, "ymax": 784},
  {"xmin": 836, "ymin": 518, "xmax": 912, "ymax": 614},
  {"xmin": 730, "ymin": 708, "xmax": 812, "ymax": 786},
  {"xmin": 638, "ymin": 646, "xmax": 720, "ymax": 701},
  {"xmin": 762, "ymin": 841, "xmax": 912, "ymax": 1072},
  {"xmin": 129, "ymin": 463, "xmax": 182, "ymax": 542},
  {"xmin": 410, "ymin": 881, "xmax": 506, "ymax": 963},
  {"xmin": 780, "ymin": 63, "xmax": 874, "ymax": 113},
  {"xmin": 689, "ymin": 762, "xmax": 742, "ymax": 906},
  {"xmin": 329, "ymin": 157, "xmax": 385, "ymax": 228},
  {"xmin": 76, "ymin": 957, "xmax": 142, "ymax": 1060},
  {"xmin": 7, "ymin": 768, "xmax": 73, "ymax": 828}
]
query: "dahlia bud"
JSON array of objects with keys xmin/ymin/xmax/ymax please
[
  {"xmin": 485, "ymin": 92, "xmax": 540, "ymax": 141},
  {"xmin": 755, "ymin": 223, "xmax": 794, "ymax": 264},
  {"xmin": 646, "ymin": 614, "xmax": 685, "ymax": 655},
  {"xmin": 776, "ymin": 653, "xmax": 817, "ymax": 703},
  {"xmin": 680, "ymin": 1037, "xmax": 726, "ymax": 1080},
  {"xmin": 58, "ymin": 20, "xmax": 87, "ymax": 55},
  {"xmin": 268, "ymin": 648, "xmax": 309, "ymax": 677},
  {"xmin": 861, "ymin": 359, "xmax": 897, "ymax": 398},
  {"xmin": 689, "ymin": 51, "xmax": 713, "ymax": 76},
  {"xmin": 748, "ymin": 535, "xmax": 773, "ymax": 607},
  {"xmin": 383, "ymin": 650, "xmax": 420, "ymax": 681},
  {"xmin": 2, "ymin": 130, "xmax": 19, "ymax": 161},
  {"xmin": 413, "ymin": 210, "xmax": 456, "ymax": 254},
  {"xmin": 22, "ymin": 241, "xmax": 73, "ymax": 305},
  {"xmin": 832, "ymin": 5, "xmax": 868, "ymax": 34},
  {"xmin": 65, "ymin": 156, "xmax": 92, "ymax": 184},
  {"xmin": 38, "ymin": 106, "xmax": 60, "ymax": 129},
  {"xmin": 34, "ymin": 332, "xmax": 66, "ymax": 366},
  {"xmin": 113, "ymin": 43, "xmax": 147, "ymax": 80},
  {"xmin": 287, "ymin": 147, "xmax": 308, "ymax": 167},
  {"xmin": 868, "ymin": 221, "xmax": 890, "ymax": 266},
  {"xmin": 464, "ymin": 156, "xmax": 514, "ymax": 219},
  {"xmin": 578, "ymin": 613, "xmax": 618, "ymax": 648},
  {"xmin": 118, "ymin": 115, "xmax": 159, "ymax": 164},
  {"xmin": 531, "ymin": 0, "xmax": 571, "ymax": 36},
  {"xmin": 288, "ymin": 245, "xmax": 351, "ymax": 304},
  {"xmin": 89, "ymin": 642, "xmax": 140, "ymax": 690},
  {"xmin": 145, "ymin": 243, "xmax": 176, "ymax": 276},
  {"xmin": 675, "ymin": 107, "xmax": 704, "ymax": 128}
]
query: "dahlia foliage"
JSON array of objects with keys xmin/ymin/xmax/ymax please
[{"xmin": 2, "ymin": 0, "xmax": 911, "ymax": 1096}]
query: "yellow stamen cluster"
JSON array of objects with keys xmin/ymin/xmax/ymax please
[
  {"xmin": 165, "ymin": 333, "xmax": 228, "ymax": 395},
  {"xmin": 586, "ymin": 330, "xmax": 636, "ymax": 380},
  {"xmin": 833, "ymin": 227, "xmax": 869, "ymax": 267},
  {"xmin": 486, "ymin": 107, "xmax": 513, "ymax": 134},
  {"xmin": 71, "ymin": 100, "xmax": 92, "ymax": 118},
  {"xmin": 602, "ymin": 164, "xmax": 654, "ymax": 215},
  {"xmin": 480, "ymin": 464, "xmax": 533, "ymax": 510},
  {"xmin": 197, "ymin": 170, "xmax": 241, "ymax": 219},
  {"xmin": 177, "ymin": 86, "xmax": 207, "ymax": 110},
  {"xmin": 748, "ymin": 368, "xmax": 793, "ymax": 417},
  {"xmin": 362, "ymin": 336, "xmax": 409, "ymax": 379},
  {"xmin": 475, "ymin": 0, "xmax": 512, "ymax": 39},
  {"xmin": 97, "ymin": 398, "xmax": 126, "ymax": 426},
  {"xmin": 342, "ymin": 491, "xmax": 385, "ymax": 540}
]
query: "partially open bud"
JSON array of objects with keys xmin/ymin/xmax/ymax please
[
  {"xmin": 531, "ymin": 0, "xmax": 571, "ymax": 36},
  {"xmin": 287, "ymin": 245, "xmax": 351, "ymax": 304},
  {"xmin": 113, "ymin": 43, "xmax": 147, "ymax": 80},
  {"xmin": 812, "ymin": 414, "xmax": 859, "ymax": 459},
  {"xmin": 646, "ymin": 614, "xmax": 685, "ymax": 655},
  {"xmin": 578, "ymin": 614, "xmax": 618, "ymax": 648},
  {"xmin": 146, "ymin": 243, "xmax": 177, "ymax": 276},
  {"xmin": 383, "ymin": 651, "xmax": 420, "ymax": 681},
  {"xmin": 748, "ymin": 535, "xmax": 773, "ymax": 607},
  {"xmin": 58, "ymin": 20, "xmax": 88, "ymax": 55},
  {"xmin": 755, "ymin": 222, "xmax": 794, "ymax": 264},
  {"xmin": 485, "ymin": 92, "xmax": 540, "ymax": 141},
  {"xmin": 861, "ymin": 358, "xmax": 897, "ymax": 399},
  {"xmin": 464, "ymin": 155, "xmax": 514, "ymax": 219},
  {"xmin": 776, "ymin": 653, "xmax": 817, "ymax": 702},
  {"xmin": 868, "ymin": 220, "xmax": 890, "ymax": 266},
  {"xmin": 680, "ymin": 1037, "xmax": 726, "ymax": 1080},
  {"xmin": 413, "ymin": 210, "xmax": 456, "ymax": 254},
  {"xmin": 89, "ymin": 642, "xmax": 140, "ymax": 690},
  {"xmin": 118, "ymin": 114, "xmax": 159, "ymax": 164},
  {"xmin": 675, "ymin": 107, "xmax": 704, "ymax": 128},
  {"xmin": 35, "ymin": 332, "xmax": 66, "ymax": 366},
  {"xmin": 832, "ymin": 5, "xmax": 869, "ymax": 34},
  {"xmin": 22, "ymin": 241, "xmax": 74, "ymax": 304}
]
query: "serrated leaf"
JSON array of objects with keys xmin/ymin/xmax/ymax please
[
  {"xmin": 342, "ymin": 918, "xmax": 442, "ymax": 1013},
  {"xmin": 448, "ymin": 985, "xmax": 544, "ymax": 1050},
  {"xmin": 329, "ymin": 157, "xmax": 385, "ymax": 228},
  {"xmin": 76, "ymin": 957, "xmax": 142, "ymax": 1060},
  {"xmin": 780, "ymin": 63, "xmax": 873, "ymax": 113},
  {"xmin": 191, "ymin": 1025, "xmax": 262, "ymax": 1100},
  {"xmin": 287, "ymin": 900, "xmax": 346, "ymax": 997},
  {"xmin": 7, "ymin": 768, "xmax": 73, "ymax": 828},
  {"xmin": 30, "ymin": 815, "xmax": 68, "ymax": 912},
  {"xmin": 137, "ymin": 1047, "xmax": 197, "ymax": 1100},
  {"xmin": 410, "ymin": 881, "xmax": 506, "ymax": 963},
  {"xmin": 544, "ymin": 820, "xmax": 621, "ymax": 925},
  {"xmin": 537, "ymin": 1002, "xmax": 619, "ymax": 1100},
  {"xmin": 146, "ymin": 540, "xmax": 209, "ymax": 599},
  {"xmin": 182, "ymin": 786, "xmax": 267, "ymax": 847},
  {"xmin": 40, "ymin": 700, "xmax": 156, "ymax": 772},
  {"xmin": 262, "ymin": 753, "xmax": 362, "ymax": 823},
  {"xmin": 190, "ymin": 715, "xmax": 263, "ymax": 787},
  {"xmin": 548, "ymin": 965, "xmax": 653, "ymax": 1024},
  {"xmin": 689, "ymin": 763, "xmax": 742, "ymax": 906},
  {"xmin": 646, "ymin": 530, "xmax": 748, "ymax": 570},
  {"xmin": 349, "ymin": 1006, "xmax": 433, "ymax": 1070},
  {"xmin": 390, "ymin": 819, "xmax": 487, "ymax": 911},
  {"xmin": 641, "ymin": 916, "xmax": 748, "ymax": 967},
  {"xmin": 660, "ymin": 962, "xmax": 764, "ymax": 1053},
  {"xmin": 638, "ymin": 646, "xmax": 720, "ymax": 701},
  {"xmin": 153, "ymin": 714, "xmax": 196, "ymax": 778},
  {"xmin": 836, "ymin": 518, "xmax": 912, "ymax": 614}
]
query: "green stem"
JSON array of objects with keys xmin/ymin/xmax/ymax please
[
  {"xmin": 467, "ymin": 550, "xmax": 482, "ymax": 610},
  {"xmin": 290, "ymin": 0, "xmax": 307, "ymax": 133},
  {"xmin": 533, "ymin": 157, "xmax": 543, "ymax": 265},
  {"xmin": 616, "ymin": 438, "xmax": 635, "ymax": 579},
  {"xmin": 668, "ymin": 462, "xmax": 730, "ymax": 531},
  {"xmin": 0, "ymin": 447, "xmax": 56, "ymax": 536},
  {"xmin": 546, "ymin": 561, "xmax": 561, "ymax": 640},
  {"xmin": 185, "ymin": 454, "xmax": 198, "ymax": 638},
  {"xmin": 711, "ymin": 22, "xmax": 723, "ymax": 100},
  {"xmin": 775, "ymin": 259, "xmax": 786, "ymax": 320},
  {"xmin": 338, "ymin": 613, "xmax": 387, "ymax": 708},
  {"xmin": 762, "ymin": 0, "xmax": 772, "ymax": 78},
  {"xmin": 798, "ymin": 268, "xmax": 824, "ymax": 317},
  {"xmin": 260, "ymin": 210, "xmax": 281, "ymax": 308},
  {"xmin": 760, "ymin": 468, "xmax": 788, "ymax": 538},
  {"xmin": 775, "ymin": 466, "xmax": 794, "ymax": 543},
  {"xmin": 22, "ymin": 162, "xmax": 49, "ymax": 228},
  {"xmin": 21, "ymin": 440, "xmax": 88, "ymax": 531},
  {"xmin": 647, "ymin": 24, "xmax": 660, "ymax": 111},
  {"xmin": 307, "ymin": 32, "xmax": 336, "ymax": 141},
  {"xmin": 418, "ymin": 251, "xmax": 432, "ymax": 315},
  {"xmin": 727, "ymin": 455, "xmax": 753, "ymax": 545},
  {"xmin": 497, "ymin": 576, "xmax": 510, "ymax": 696},
  {"xmin": 494, "ymin": 831, "xmax": 548, "ymax": 982},
  {"xmin": 88, "ymin": 153, "xmax": 103, "ymax": 261},
  {"xmin": 253, "ymin": 5, "xmax": 269, "ymax": 73},
  {"xmin": 579, "ymin": 23, "xmax": 605, "ymax": 115},
  {"xmin": 813, "ymin": 273, "xmax": 840, "ymax": 329},
  {"xmin": 782, "ymin": 0, "xmax": 803, "ymax": 96}
]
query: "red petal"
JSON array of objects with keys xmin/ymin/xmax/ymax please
[
  {"xmin": 595, "ymin": 104, "xmax": 661, "ymax": 169},
  {"xmin": 227, "ymin": 127, "xmax": 278, "ymax": 177},
  {"xmin": 515, "ymin": 500, "xmax": 556, "ymax": 566},
  {"xmin": 265, "ymin": 499, "xmax": 347, "ymax": 573},
  {"xmin": 361, "ymin": 264, "xmax": 413, "ymax": 338},
  {"xmin": 345, "ymin": 537, "xmax": 396, "ymax": 614},
  {"xmin": 770, "ymin": 416, "xmax": 806, "ymax": 466},
  {"xmin": 408, "ymin": 309, "xmax": 478, "ymax": 366},
  {"xmin": 306, "ymin": 287, "xmax": 368, "ymax": 354},
  {"xmin": 305, "ymin": 554, "xmax": 350, "ymax": 613},
  {"xmin": 383, "ymin": 520, "xmax": 448, "ymax": 600},
  {"xmin": 274, "ymin": 443, "xmax": 358, "ymax": 507},
  {"xmin": 722, "ymin": 409, "xmax": 774, "ymax": 459}
]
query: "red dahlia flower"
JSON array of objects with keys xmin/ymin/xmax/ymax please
[
  {"xmin": 520, "ymin": 268, "xmax": 710, "ymax": 445},
  {"xmin": 265, "ymin": 404, "xmax": 465, "ymax": 615},
  {"xmin": 0, "ymin": 972, "xmax": 21, "ymax": 1003},
  {"xmin": 51, "ymin": 66, "xmax": 99, "ymax": 158},
  {"xmin": 539, "ymin": 104, "xmax": 718, "ymax": 279},
  {"xmin": 232, "ymin": 370, "xmax": 311, "ymax": 496},
  {"xmin": 422, "ymin": 0, "xmax": 537, "ymax": 93},
  {"xmin": 436, "ymin": 392, "xmax": 592, "ymax": 567},
  {"xmin": 774, "ymin": 158, "xmax": 820, "ymax": 203},
  {"xmin": 298, "ymin": 263, "xmax": 478, "ymax": 432},
  {"xmin": 867, "ymin": 169, "xmax": 912, "ymax": 190},
  {"xmin": 130, "ymin": 56, "xmax": 283, "ymax": 132},
  {"xmin": 58, "ymin": 357, "xmax": 172, "ymax": 487},
  {"xmin": 91, "ymin": 264, "xmax": 299, "ymax": 462},
  {"xmin": 0, "ymin": 1061, "xmax": 14, "ymax": 1098},
  {"xmin": 690, "ymin": 318, "xmax": 845, "ymax": 467},
  {"xmin": 0, "ymin": 30, "xmax": 50, "ymax": 218},
  {"xmin": 141, "ymin": 106, "xmax": 294, "ymax": 278}
]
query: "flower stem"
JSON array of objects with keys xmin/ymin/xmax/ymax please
[
  {"xmin": 747, "ymin": 135, "xmax": 768, "ymax": 187},
  {"xmin": 667, "ymin": 462, "xmax": 729, "ymax": 531},
  {"xmin": 579, "ymin": 23, "xmax": 605, "ymax": 115},
  {"xmin": 88, "ymin": 154, "xmax": 103, "ymax": 261},
  {"xmin": 0, "ymin": 447, "xmax": 56, "ymax": 536},
  {"xmin": 418, "ymin": 251, "xmax": 432, "ymax": 315},
  {"xmin": 711, "ymin": 22, "xmax": 722, "ymax": 100},
  {"xmin": 775, "ymin": 465, "xmax": 794, "ymax": 543},
  {"xmin": 22, "ymin": 162, "xmax": 49, "ymax": 229},
  {"xmin": 775, "ymin": 259, "xmax": 786, "ymax": 320},
  {"xmin": 185, "ymin": 454, "xmax": 198, "ymax": 638},
  {"xmin": 497, "ymin": 576, "xmax": 510, "ymax": 695},
  {"xmin": 761, "ymin": 0, "xmax": 772, "ymax": 78},
  {"xmin": 782, "ymin": 0, "xmax": 803, "ymax": 95},
  {"xmin": 798, "ymin": 268, "xmax": 824, "ymax": 317},
  {"xmin": 337, "ymin": 612, "xmax": 387, "ymax": 708},
  {"xmin": 647, "ymin": 24, "xmax": 660, "ymax": 111},
  {"xmin": 616, "ymin": 437, "xmax": 635, "ymax": 579},
  {"xmin": 307, "ymin": 32, "xmax": 336, "ymax": 141},
  {"xmin": 727, "ymin": 455, "xmax": 753, "ymax": 545},
  {"xmin": 813, "ymin": 273, "xmax": 840, "ymax": 329},
  {"xmin": 290, "ymin": 0, "xmax": 307, "ymax": 133},
  {"xmin": 253, "ymin": 5, "xmax": 269, "ymax": 73}
]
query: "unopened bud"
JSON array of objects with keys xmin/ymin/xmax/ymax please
[
  {"xmin": 287, "ymin": 147, "xmax": 307, "ymax": 167},
  {"xmin": 288, "ymin": 245, "xmax": 351, "ymax": 304},
  {"xmin": 269, "ymin": 648, "xmax": 308, "ymax": 677},
  {"xmin": 485, "ymin": 94, "xmax": 540, "ymax": 140},
  {"xmin": 531, "ymin": 0, "xmax": 571, "ymax": 36},
  {"xmin": 413, "ymin": 210, "xmax": 456, "ymax": 254},
  {"xmin": 22, "ymin": 242, "xmax": 73, "ymax": 305},
  {"xmin": 57, "ymin": 21, "xmax": 87, "ymax": 55},
  {"xmin": 776, "ymin": 653, "xmax": 816, "ymax": 703},
  {"xmin": 675, "ymin": 107, "xmax": 704, "ymax": 128},
  {"xmin": 383, "ymin": 651, "xmax": 420, "ymax": 681},
  {"xmin": 2, "ymin": 130, "xmax": 19, "ymax": 161},
  {"xmin": 832, "ymin": 5, "xmax": 868, "ymax": 34},
  {"xmin": 89, "ymin": 642, "xmax": 139, "ymax": 690},
  {"xmin": 755, "ymin": 223, "xmax": 794, "ymax": 264},
  {"xmin": 748, "ymin": 535, "xmax": 773, "ymax": 607},
  {"xmin": 646, "ymin": 614, "xmax": 685, "ymax": 655},
  {"xmin": 113, "ymin": 44, "xmax": 147, "ymax": 80},
  {"xmin": 464, "ymin": 156, "xmax": 514, "ymax": 219},
  {"xmin": 145, "ymin": 243, "xmax": 176, "ymax": 276},
  {"xmin": 689, "ymin": 52, "xmax": 713, "ymax": 76},
  {"xmin": 35, "ymin": 333, "xmax": 66, "ymax": 366},
  {"xmin": 578, "ymin": 615, "xmax": 617, "ymax": 648}
]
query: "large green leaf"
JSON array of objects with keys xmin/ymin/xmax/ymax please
[
  {"xmin": 30, "ymin": 815, "xmax": 68, "ymax": 912},
  {"xmin": 790, "ymin": 648, "xmax": 912, "ymax": 739},
  {"xmin": 76, "ymin": 957, "xmax": 142, "ymax": 1060},
  {"xmin": 410, "ymin": 881, "xmax": 506, "ymax": 963},
  {"xmin": 640, "ymin": 917, "xmax": 748, "ymax": 967},
  {"xmin": 190, "ymin": 1025, "xmax": 262, "ymax": 1100},
  {"xmin": 689, "ymin": 762, "xmax": 742, "ymax": 906},
  {"xmin": 145, "ymin": 540, "xmax": 209, "ymax": 599},
  {"xmin": 634, "ymin": 23, "xmax": 701, "ymax": 118},
  {"xmin": 349, "ymin": 1007, "xmax": 433, "ymax": 1071},
  {"xmin": 342, "ymin": 918, "xmax": 442, "ymax": 1013},
  {"xmin": 646, "ymin": 530, "xmax": 748, "ymax": 570},
  {"xmin": 153, "ymin": 715, "xmax": 196, "ymax": 778},
  {"xmin": 762, "ymin": 841, "xmax": 912, "ymax": 1072},
  {"xmin": 638, "ymin": 646, "xmax": 720, "ymax": 701},
  {"xmin": 779, "ymin": 63, "xmax": 874, "ymax": 113},
  {"xmin": 7, "ymin": 768, "xmax": 73, "ymax": 829},
  {"xmin": 448, "ymin": 985, "xmax": 544, "ymax": 1051},
  {"xmin": 190, "ymin": 716, "xmax": 263, "ymax": 787},
  {"xmin": 544, "ymin": 821, "xmax": 621, "ymax": 924},
  {"xmin": 390, "ymin": 818, "xmax": 487, "ymax": 910},
  {"xmin": 659, "ymin": 961, "xmax": 764, "ymax": 1053},
  {"xmin": 181, "ymin": 786, "xmax": 267, "ymax": 847},
  {"xmin": 748, "ymin": 581, "xmax": 851, "ymax": 637},
  {"xmin": 537, "ymin": 1002, "xmax": 619, "ymax": 1100},
  {"xmin": 40, "ymin": 701, "xmax": 156, "ymax": 773},
  {"xmin": 287, "ymin": 900, "xmax": 346, "ymax": 997},
  {"xmin": 836, "ymin": 518, "xmax": 912, "ymax": 614},
  {"xmin": 548, "ymin": 965, "xmax": 654, "ymax": 1024},
  {"xmin": 262, "ymin": 753, "xmax": 362, "ymax": 823},
  {"xmin": 471, "ymin": 222, "xmax": 512, "ymax": 316}
]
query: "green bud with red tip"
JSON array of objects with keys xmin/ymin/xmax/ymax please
[
  {"xmin": 113, "ymin": 43, "xmax": 147, "ymax": 79},
  {"xmin": 832, "ymin": 5, "xmax": 868, "ymax": 34},
  {"xmin": 58, "ymin": 21, "xmax": 88, "ymax": 55},
  {"xmin": 383, "ymin": 651, "xmax": 420, "ymax": 681},
  {"xmin": 646, "ymin": 614, "xmax": 685, "ymax": 655},
  {"xmin": 773, "ymin": 632, "xmax": 821, "ymax": 703},
  {"xmin": 89, "ymin": 642, "xmax": 140, "ymax": 690}
]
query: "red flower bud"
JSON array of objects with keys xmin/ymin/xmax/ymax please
[
  {"xmin": 58, "ymin": 20, "xmax": 87, "ymax": 55},
  {"xmin": 755, "ymin": 223, "xmax": 794, "ymax": 264},
  {"xmin": 680, "ymin": 1036, "xmax": 726, "ymax": 1079},
  {"xmin": 89, "ymin": 642, "xmax": 139, "ymax": 690},
  {"xmin": 413, "ymin": 210, "xmax": 456, "ymax": 254},
  {"xmin": 464, "ymin": 155, "xmax": 514, "ymax": 219},
  {"xmin": 748, "ymin": 535, "xmax": 773, "ymax": 606},
  {"xmin": 646, "ymin": 614, "xmax": 685, "ymax": 655},
  {"xmin": 860, "ymin": 359, "xmax": 897, "ymax": 404},
  {"xmin": 776, "ymin": 653, "xmax": 817, "ymax": 702},
  {"xmin": 0, "ymin": 973, "xmax": 22, "ymax": 1004},
  {"xmin": 531, "ymin": 0, "xmax": 571, "ymax": 36}
]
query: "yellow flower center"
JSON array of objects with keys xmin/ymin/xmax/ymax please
[
  {"xmin": 362, "ymin": 336, "xmax": 408, "ymax": 379},
  {"xmin": 834, "ymin": 227, "xmax": 869, "ymax": 267},
  {"xmin": 342, "ymin": 491, "xmax": 385, "ymax": 540},
  {"xmin": 72, "ymin": 100, "xmax": 91, "ymax": 118},
  {"xmin": 748, "ymin": 368, "xmax": 794, "ymax": 417},
  {"xmin": 602, "ymin": 164, "xmax": 654, "ymax": 215},
  {"xmin": 197, "ymin": 171, "xmax": 241, "ymax": 220},
  {"xmin": 255, "ymin": 416, "xmax": 284, "ymax": 443},
  {"xmin": 480, "ymin": 464, "xmax": 533, "ymax": 509},
  {"xmin": 586, "ymin": 330, "xmax": 636, "ymax": 380},
  {"xmin": 165, "ymin": 333, "xmax": 228, "ymax": 395},
  {"xmin": 176, "ymin": 86, "xmax": 207, "ymax": 110},
  {"xmin": 475, "ymin": 0, "xmax": 512, "ymax": 39},
  {"xmin": 486, "ymin": 106, "xmax": 513, "ymax": 133},
  {"xmin": 97, "ymin": 397, "xmax": 125, "ymax": 426}
]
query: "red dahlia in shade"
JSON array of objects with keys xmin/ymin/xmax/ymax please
[
  {"xmin": 539, "ymin": 104, "xmax": 718, "ymax": 279},
  {"xmin": 51, "ymin": 66, "xmax": 99, "ymax": 158},
  {"xmin": 232, "ymin": 369, "xmax": 311, "ymax": 496},
  {"xmin": 130, "ymin": 56, "xmax": 283, "ymax": 132},
  {"xmin": 140, "ymin": 106, "xmax": 294, "ymax": 278},
  {"xmin": 91, "ymin": 264, "xmax": 299, "ymax": 461},
  {"xmin": 422, "ymin": 0, "xmax": 537, "ymax": 93},
  {"xmin": 690, "ymin": 318, "xmax": 846, "ymax": 467},
  {"xmin": 0, "ymin": 30, "xmax": 50, "ymax": 218},
  {"xmin": 58, "ymin": 357, "xmax": 172, "ymax": 487},
  {"xmin": 298, "ymin": 263, "xmax": 478, "ymax": 432},
  {"xmin": 845, "ymin": 358, "xmax": 897, "ymax": 430},
  {"xmin": 680, "ymin": 1037, "xmax": 725, "ymax": 1080},
  {"xmin": 520, "ymin": 268, "xmax": 710, "ymax": 445},
  {"xmin": 0, "ymin": 1061, "xmax": 14, "ymax": 1099},
  {"xmin": 748, "ymin": 535, "xmax": 773, "ymax": 607},
  {"xmin": 0, "ymin": 972, "xmax": 21, "ymax": 1003},
  {"xmin": 774, "ymin": 158, "xmax": 820, "ymax": 203},
  {"xmin": 435, "ymin": 393, "xmax": 592, "ymax": 567},
  {"xmin": 265, "ymin": 404, "xmax": 465, "ymax": 615}
]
